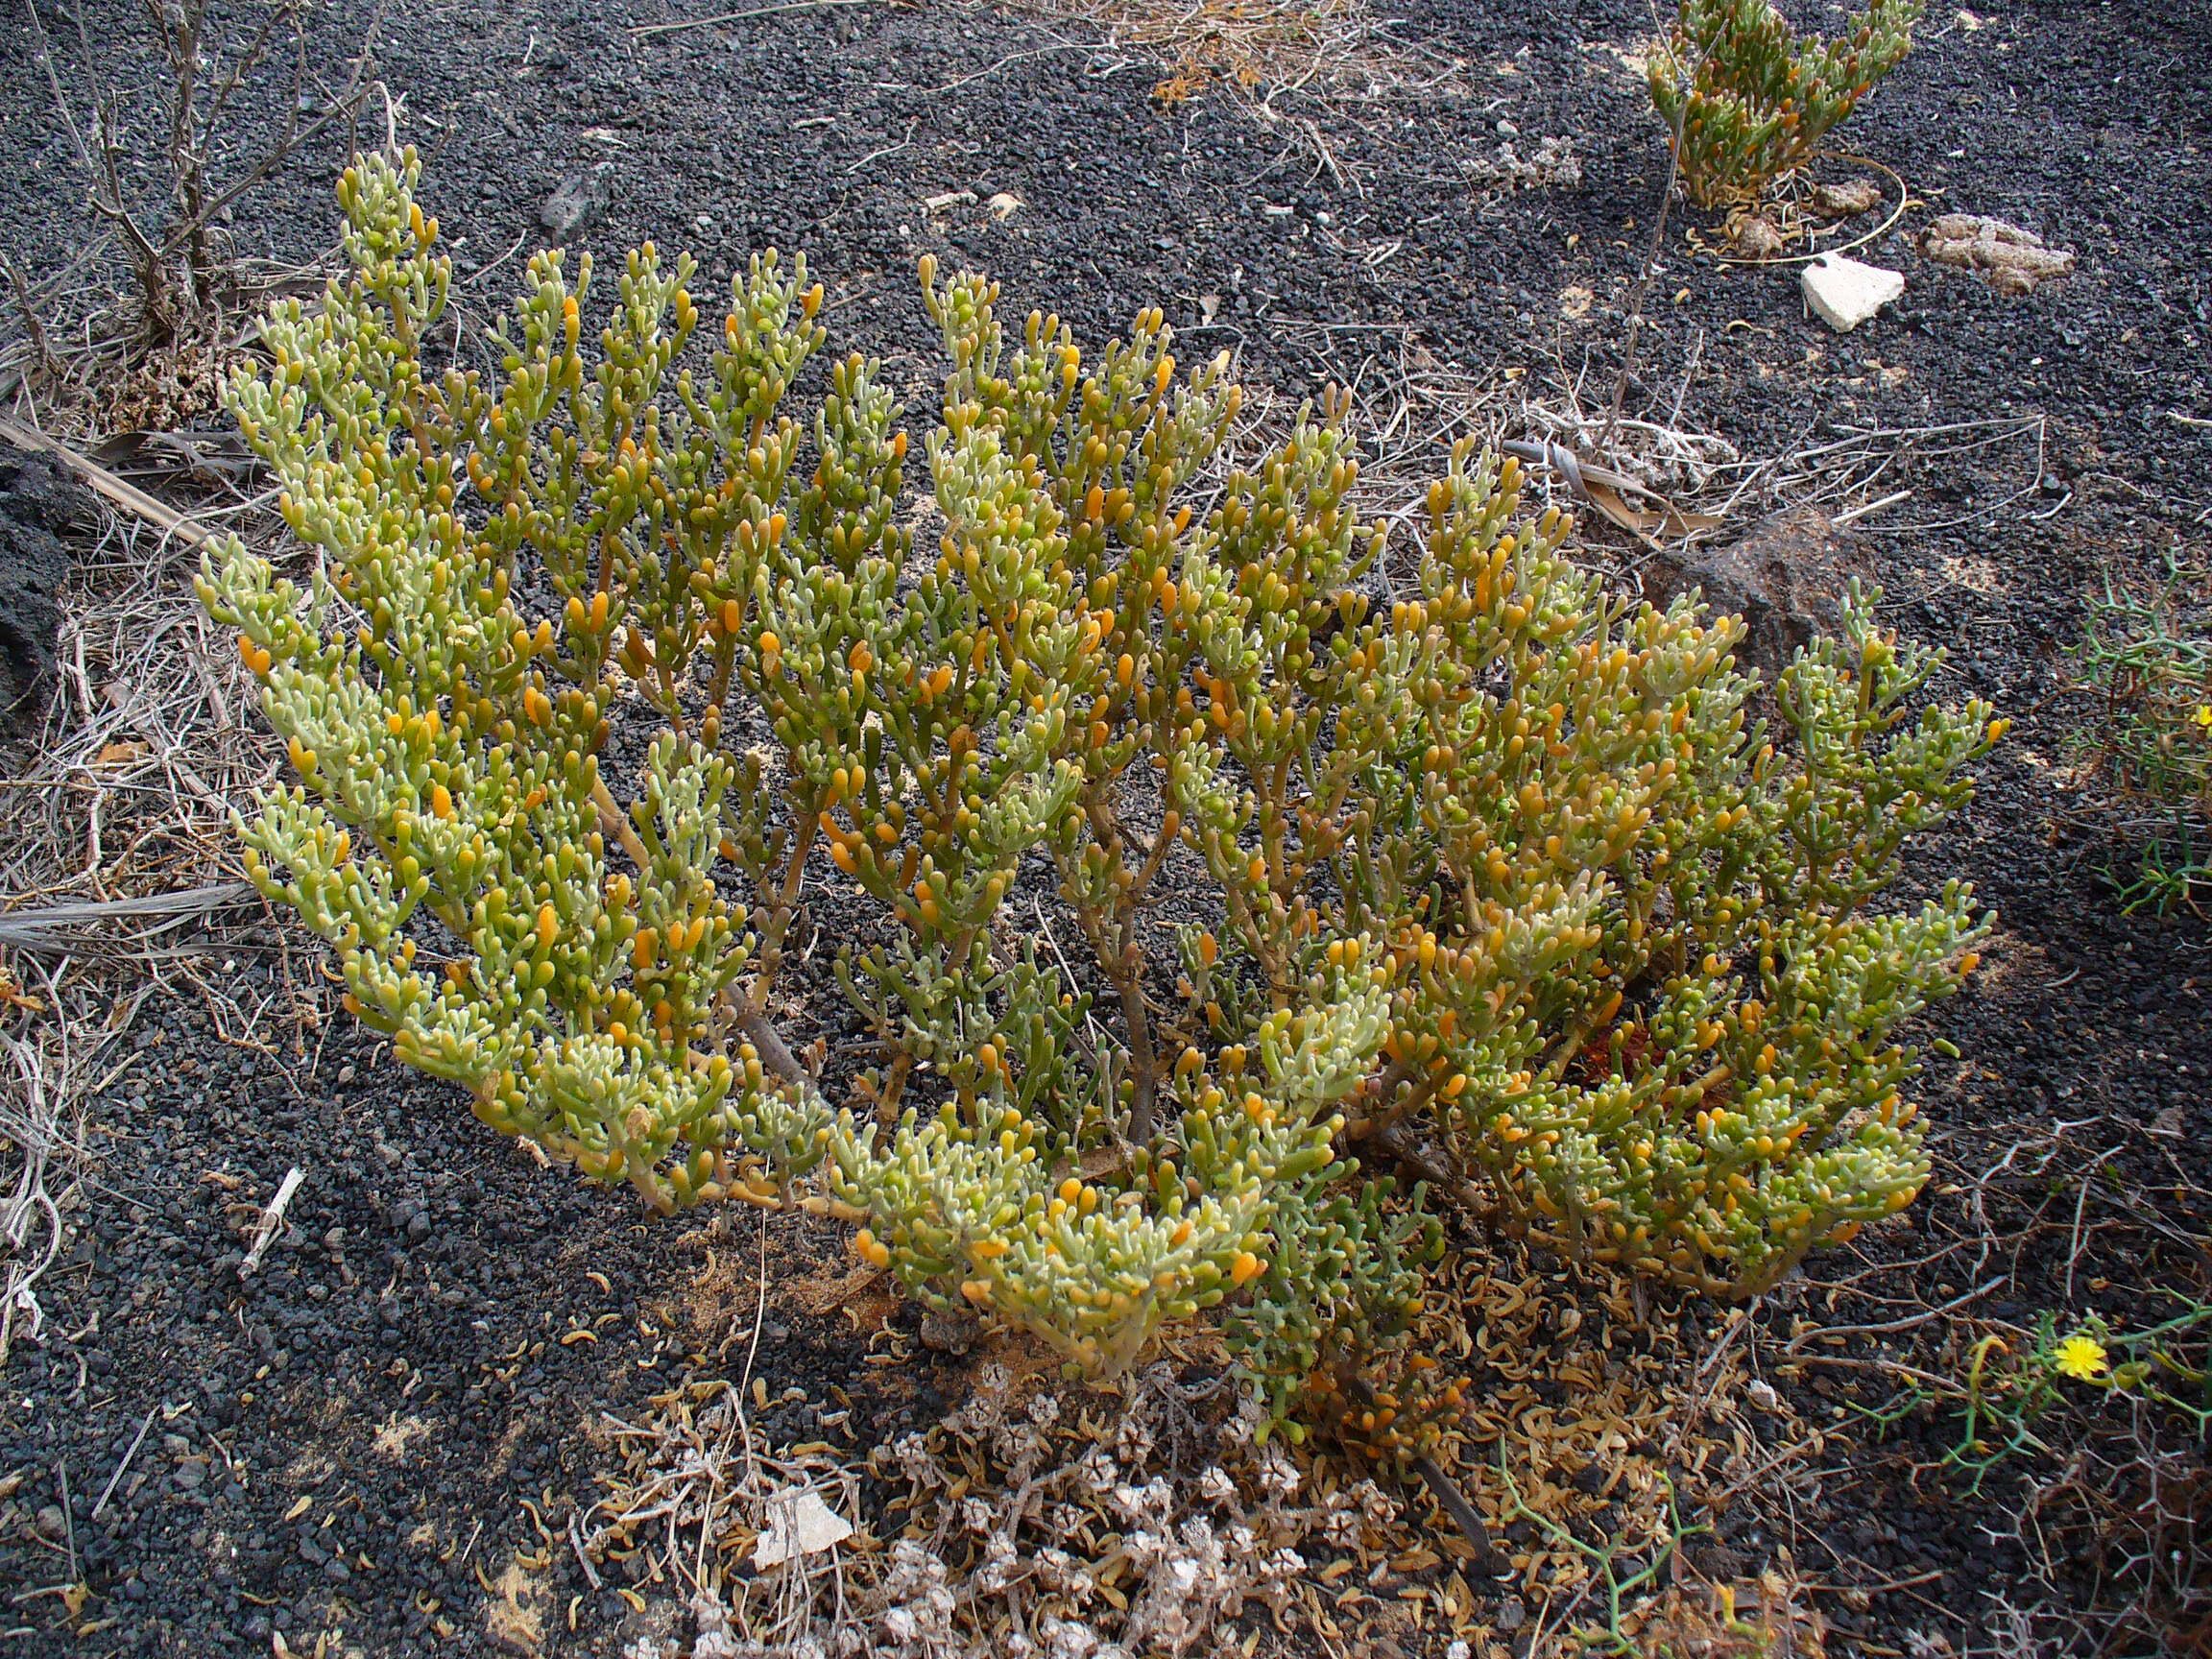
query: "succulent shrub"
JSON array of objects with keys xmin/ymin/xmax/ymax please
[
  {"xmin": 202, "ymin": 152, "xmax": 1996, "ymax": 1433},
  {"xmin": 1650, "ymin": 0, "xmax": 1923, "ymax": 207},
  {"xmin": 2074, "ymin": 558, "xmax": 2212, "ymax": 913}
]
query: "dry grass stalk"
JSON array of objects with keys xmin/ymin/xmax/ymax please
[
  {"xmin": 0, "ymin": 510, "xmax": 277, "ymax": 914},
  {"xmin": 0, "ymin": 965, "xmax": 143, "ymax": 1366},
  {"xmin": 0, "ymin": 471, "xmax": 301, "ymax": 1108}
]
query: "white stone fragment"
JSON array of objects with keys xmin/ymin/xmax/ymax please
[
  {"xmin": 753, "ymin": 1487, "xmax": 854, "ymax": 1567},
  {"xmin": 1802, "ymin": 252, "xmax": 1905, "ymax": 332}
]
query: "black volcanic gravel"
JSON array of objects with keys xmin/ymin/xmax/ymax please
[{"xmin": 1, "ymin": 0, "xmax": 2208, "ymax": 1652}]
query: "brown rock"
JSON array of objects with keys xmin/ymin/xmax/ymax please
[
  {"xmin": 1811, "ymin": 178, "xmax": 1884, "ymax": 218},
  {"xmin": 1641, "ymin": 506, "xmax": 1876, "ymax": 675},
  {"xmin": 1921, "ymin": 212, "xmax": 2077, "ymax": 295},
  {"xmin": 918, "ymin": 1304, "xmax": 979, "ymax": 1356},
  {"xmin": 1730, "ymin": 214, "xmax": 1787, "ymax": 259}
]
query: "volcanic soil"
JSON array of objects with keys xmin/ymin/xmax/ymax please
[{"xmin": 0, "ymin": 0, "xmax": 2208, "ymax": 1653}]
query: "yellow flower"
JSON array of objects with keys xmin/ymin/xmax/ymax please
[
  {"xmin": 2054, "ymin": 1334, "xmax": 2108, "ymax": 1382},
  {"xmin": 2197, "ymin": 704, "xmax": 2212, "ymax": 729}
]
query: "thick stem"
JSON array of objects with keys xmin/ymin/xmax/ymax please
[
  {"xmin": 591, "ymin": 780, "xmax": 652, "ymax": 871},
  {"xmin": 96, "ymin": 113, "xmax": 167, "ymax": 333},
  {"xmin": 706, "ymin": 624, "xmax": 739, "ymax": 712},
  {"xmin": 1532, "ymin": 997, "xmax": 1615, "ymax": 1091},
  {"xmin": 1070, "ymin": 883, "xmax": 1163, "ymax": 1142},
  {"xmin": 625, "ymin": 1154, "xmax": 677, "ymax": 1217},
  {"xmin": 745, "ymin": 803, "xmax": 818, "ymax": 1016},
  {"xmin": 733, "ymin": 1001, "xmax": 806, "ymax": 1088},
  {"xmin": 1343, "ymin": 1061, "xmax": 1439, "ymax": 1145},
  {"xmin": 1331, "ymin": 1359, "xmax": 1504, "ymax": 1572},
  {"xmin": 1117, "ymin": 940, "xmax": 1161, "ymax": 1144},
  {"xmin": 1682, "ymin": 1062, "xmax": 1732, "ymax": 1103},
  {"xmin": 1371, "ymin": 1127, "xmax": 1502, "ymax": 1241},
  {"xmin": 657, "ymin": 656, "xmax": 685, "ymax": 736},
  {"xmin": 383, "ymin": 279, "xmax": 437, "ymax": 463},
  {"xmin": 1413, "ymin": 1454, "xmax": 1505, "ymax": 1575},
  {"xmin": 1218, "ymin": 867, "xmax": 1282, "ymax": 1000},
  {"xmin": 167, "ymin": 0, "xmax": 214, "ymax": 295},
  {"xmin": 1127, "ymin": 807, "xmax": 1179, "ymax": 901},
  {"xmin": 593, "ymin": 527, "xmax": 615, "ymax": 599},
  {"xmin": 1079, "ymin": 783, "xmax": 1165, "ymax": 1142}
]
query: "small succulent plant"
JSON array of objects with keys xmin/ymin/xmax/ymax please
[
  {"xmin": 1650, "ymin": 0, "xmax": 1923, "ymax": 207},
  {"xmin": 2074, "ymin": 558, "xmax": 2212, "ymax": 913}
]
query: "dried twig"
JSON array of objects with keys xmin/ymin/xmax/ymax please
[
  {"xmin": 91, "ymin": 1405, "xmax": 158, "ymax": 1522},
  {"xmin": 981, "ymin": 0, "xmax": 1460, "ymax": 180},
  {"xmin": 5, "ymin": 0, "xmax": 379, "ymax": 430},
  {"xmin": 1, "ymin": 1027, "xmax": 65, "ymax": 1361},
  {"xmin": 629, "ymin": 0, "xmax": 873, "ymax": 38},
  {"xmin": 0, "ymin": 883, "xmax": 257, "ymax": 953},
  {"xmin": 1831, "ymin": 485, "xmax": 1911, "ymax": 525},
  {"xmin": 2, "ymin": 258, "xmax": 60, "ymax": 388},
  {"xmin": 237, "ymin": 1164, "xmax": 303, "ymax": 1274}
]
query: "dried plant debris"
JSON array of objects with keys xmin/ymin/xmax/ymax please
[
  {"xmin": 1691, "ymin": 170, "xmax": 1892, "ymax": 266},
  {"xmin": 580, "ymin": 1242, "xmax": 1834, "ymax": 1659},
  {"xmin": 1626, "ymin": 1563, "xmax": 1828, "ymax": 1656},
  {"xmin": 1006, "ymin": 0, "xmax": 1411, "ymax": 112},
  {"xmin": 577, "ymin": 1376, "xmax": 871, "ymax": 1657},
  {"xmin": 88, "ymin": 339, "xmax": 243, "ymax": 436},
  {"xmin": 1920, "ymin": 214, "xmax": 2077, "ymax": 295},
  {"xmin": 1462, "ymin": 137, "xmax": 1583, "ymax": 196},
  {"xmin": 0, "ymin": 506, "xmax": 273, "ymax": 916},
  {"xmin": 863, "ymin": 1361, "xmax": 1378, "ymax": 1657}
]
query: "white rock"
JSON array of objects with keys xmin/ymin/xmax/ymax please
[
  {"xmin": 753, "ymin": 1487, "xmax": 854, "ymax": 1567},
  {"xmin": 1802, "ymin": 252, "xmax": 1905, "ymax": 332}
]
